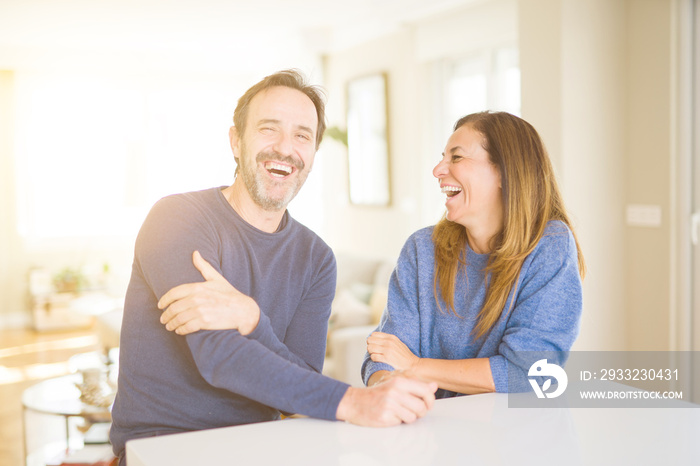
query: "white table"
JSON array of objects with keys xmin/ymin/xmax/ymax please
[{"xmin": 126, "ymin": 393, "xmax": 700, "ymax": 465}]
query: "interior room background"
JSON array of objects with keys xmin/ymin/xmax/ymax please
[{"xmin": 1, "ymin": 0, "xmax": 697, "ymax": 375}]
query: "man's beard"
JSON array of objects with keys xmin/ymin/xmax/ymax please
[{"xmin": 238, "ymin": 145, "xmax": 309, "ymax": 212}]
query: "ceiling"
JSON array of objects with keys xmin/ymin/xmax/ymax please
[{"xmin": 0, "ymin": 0, "xmax": 481, "ymax": 73}]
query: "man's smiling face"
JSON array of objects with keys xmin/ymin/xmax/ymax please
[{"xmin": 233, "ymin": 85, "xmax": 318, "ymax": 211}]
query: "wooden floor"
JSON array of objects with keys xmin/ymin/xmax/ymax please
[{"xmin": 0, "ymin": 327, "xmax": 100, "ymax": 466}]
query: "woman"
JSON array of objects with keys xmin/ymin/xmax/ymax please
[{"xmin": 363, "ymin": 111, "xmax": 585, "ymax": 396}]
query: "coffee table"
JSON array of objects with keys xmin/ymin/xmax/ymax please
[{"xmin": 22, "ymin": 374, "xmax": 112, "ymax": 465}]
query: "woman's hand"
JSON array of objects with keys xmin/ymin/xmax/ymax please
[
  {"xmin": 367, "ymin": 332, "xmax": 420, "ymax": 372},
  {"xmin": 158, "ymin": 251, "xmax": 260, "ymax": 336},
  {"xmin": 367, "ymin": 333, "xmax": 496, "ymax": 395}
]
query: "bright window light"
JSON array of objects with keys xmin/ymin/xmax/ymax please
[
  {"xmin": 443, "ymin": 46, "xmax": 521, "ymax": 134},
  {"xmin": 14, "ymin": 72, "xmax": 237, "ymax": 240}
]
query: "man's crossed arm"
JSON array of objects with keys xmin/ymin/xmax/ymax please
[{"xmin": 157, "ymin": 251, "xmax": 438, "ymax": 427}]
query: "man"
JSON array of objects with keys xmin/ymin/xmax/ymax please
[{"xmin": 109, "ymin": 70, "xmax": 436, "ymax": 463}]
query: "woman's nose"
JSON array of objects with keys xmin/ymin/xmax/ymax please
[{"xmin": 433, "ymin": 158, "xmax": 447, "ymax": 179}]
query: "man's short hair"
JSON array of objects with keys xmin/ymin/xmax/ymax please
[{"xmin": 233, "ymin": 69, "xmax": 327, "ymax": 150}]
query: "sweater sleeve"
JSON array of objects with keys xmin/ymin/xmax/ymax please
[
  {"xmin": 361, "ymin": 235, "xmax": 422, "ymax": 385},
  {"xmin": 488, "ymin": 224, "xmax": 583, "ymax": 392},
  {"xmin": 243, "ymin": 250, "xmax": 335, "ymax": 373},
  {"xmin": 135, "ymin": 196, "xmax": 348, "ymax": 419}
]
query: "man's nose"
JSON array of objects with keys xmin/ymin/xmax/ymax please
[{"xmin": 272, "ymin": 131, "xmax": 294, "ymax": 157}]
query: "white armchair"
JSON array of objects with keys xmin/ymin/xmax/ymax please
[
  {"xmin": 323, "ymin": 254, "xmax": 394, "ymax": 386},
  {"xmin": 326, "ymin": 325, "xmax": 377, "ymax": 386}
]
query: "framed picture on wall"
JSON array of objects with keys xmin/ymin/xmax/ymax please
[{"xmin": 346, "ymin": 73, "xmax": 391, "ymax": 206}]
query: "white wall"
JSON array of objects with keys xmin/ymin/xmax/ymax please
[
  {"xmin": 520, "ymin": 0, "xmax": 628, "ymax": 351},
  {"xmin": 624, "ymin": 0, "xmax": 675, "ymax": 351},
  {"xmin": 520, "ymin": 0, "xmax": 681, "ymax": 352}
]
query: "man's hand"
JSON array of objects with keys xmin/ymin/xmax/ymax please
[
  {"xmin": 158, "ymin": 251, "xmax": 260, "ymax": 335},
  {"xmin": 336, "ymin": 376, "xmax": 437, "ymax": 427},
  {"xmin": 367, "ymin": 332, "xmax": 420, "ymax": 372}
]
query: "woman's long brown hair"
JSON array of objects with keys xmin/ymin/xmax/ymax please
[{"xmin": 432, "ymin": 112, "xmax": 585, "ymax": 339}]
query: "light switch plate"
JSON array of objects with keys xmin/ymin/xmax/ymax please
[{"xmin": 626, "ymin": 204, "xmax": 662, "ymax": 227}]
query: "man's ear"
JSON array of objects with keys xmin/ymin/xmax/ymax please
[{"xmin": 229, "ymin": 126, "xmax": 240, "ymax": 154}]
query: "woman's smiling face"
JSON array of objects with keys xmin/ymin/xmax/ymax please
[{"xmin": 433, "ymin": 124, "xmax": 503, "ymax": 234}]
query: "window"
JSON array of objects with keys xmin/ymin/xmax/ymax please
[
  {"xmin": 14, "ymin": 72, "xmax": 237, "ymax": 240},
  {"xmin": 440, "ymin": 46, "xmax": 520, "ymax": 142}
]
